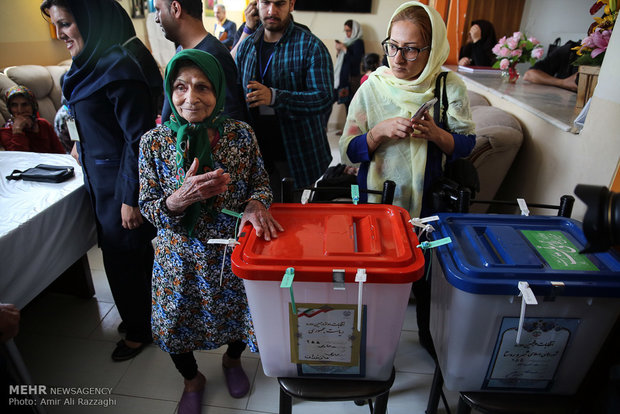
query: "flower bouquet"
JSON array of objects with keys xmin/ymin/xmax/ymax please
[
  {"xmin": 572, "ymin": 0, "xmax": 617, "ymax": 66},
  {"xmin": 492, "ymin": 32, "xmax": 544, "ymax": 83}
]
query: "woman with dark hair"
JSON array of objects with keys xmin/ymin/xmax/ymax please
[
  {"xmin": 458, "ymin": 19, "xmax": 497, "ymax": 67},
  {"xmin": 334, "ymin": 19, "xmax": 365, "ymax": 108},
  {"xmin": 360, "ymin": 52, "xmax": 381, "ymax": 85},
  {"xmin": 40, "ymin": 0, "xmax": 162, "ymax": 361},
  {"xmin": 1, "ymin": 85, "xmax": 65, "ymax": 153}
]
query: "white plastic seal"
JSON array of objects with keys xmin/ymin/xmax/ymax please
[
  {"xmin": 516, "ymin": 281, "xmax": 538, "ymax": 343},
  {"xmin": 355, "ymin": 269, "xmax": 367, "ymax": 332}
]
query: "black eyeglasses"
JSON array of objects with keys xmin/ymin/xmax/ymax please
[{"xmin": 381, "ymin": 38, "xmax": 430, "ymax": 61}]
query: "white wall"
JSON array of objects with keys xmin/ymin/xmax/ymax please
[
  {"xmin": 520, "ymin": 0, "xmax": 592, "ymax": 57},
  {"xmin": 293, "ymin": 0, "xmax": 406, "ymax": 58}
]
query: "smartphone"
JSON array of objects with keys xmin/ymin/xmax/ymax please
[{"xmin": 411, "ymin": 97, "xmax": 438, "ymax": 122}]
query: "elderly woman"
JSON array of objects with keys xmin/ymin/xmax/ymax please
[
  {"xmin": 339, "ymin": 1, "xmax": 476, "ymax": 357},
  {"xmin": 0, "ymin": 85, "xmax": 65, "ymax": 153},
  {"xmin": 139, "ymin": 49, "xmax": 282, "ymax": 412}
]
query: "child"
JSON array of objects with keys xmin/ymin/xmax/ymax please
[{"xmin": 360, "ymin": 53, "xmax": 380, "ymax": 85}]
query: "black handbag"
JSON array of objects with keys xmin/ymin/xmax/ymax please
[
  {"xmin": 548, "ymin": 37, "xmax": 562, "ymax": 56},
  {"xmin": 430, "ymin": 72, "xmax": 480, "ymax": 212},
  {"xmin": 6, "ymin": 164, "xmax": 75, "ymax": 183}
]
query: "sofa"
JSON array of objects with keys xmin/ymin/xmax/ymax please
[
  {"xmin": 0, "ymin": 63, "xmax": 70, "ymax": 128},
  {"xmin": 465, "ymin": 90, "xmax": 524, "ymax": 213}
]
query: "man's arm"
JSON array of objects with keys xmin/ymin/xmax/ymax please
[
  {"xmin": 523, "ymin": 69, "xmax": 578, "ymax": 92},
  {"xmin": 231, "ymin": 1, "xmax": 258, "ymax": 59}
]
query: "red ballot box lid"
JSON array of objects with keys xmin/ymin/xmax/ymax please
[{"xmin": 231, "ymin": 203, "xmax": 425, "ymax": 283}]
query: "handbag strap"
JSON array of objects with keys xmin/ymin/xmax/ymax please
[
  {"xmin": 433, "ymin": 71, "xmax": 449, "ymax": 126},
  {"xmin": 6, "ymin": 169, "xmax": 24, "ymax": 181}
]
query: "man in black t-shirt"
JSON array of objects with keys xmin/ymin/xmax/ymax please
[
  {"xmin": 154, "ymin": 0, "xmax": 247, "ymax": 122},
  {"xmin": 523, "ymin": 40, "xmax": 580, "ymax": 91}
]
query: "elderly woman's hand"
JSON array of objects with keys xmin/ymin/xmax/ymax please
[
  {"xmin": 411, "ymin": 110, "xmax": 455, "ymax": 155},
  {"xmin": 166, "ymin": 158, "xmax": 231, "ymax": 215},
  {"xmin": 239, "ymin": 200, "xmax": 284, "ymax": 241}
]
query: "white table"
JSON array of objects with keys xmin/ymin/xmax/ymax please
[
  {"xmin": 1, "ymin": 151, "xmax": 97, "ymax": 413},
  {"xmin": 0, "ymin": 151, "xmax": 97, "ymax": 308}
]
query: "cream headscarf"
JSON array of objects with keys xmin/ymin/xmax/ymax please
[
  {"xmin": 334, "ymin": 20, "xmax": 363, "ymax": 89},
  {"xmin": 339, "ymin": 1, "xmax": 474, "ymax": 218}
]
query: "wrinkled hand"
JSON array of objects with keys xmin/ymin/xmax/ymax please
[
  {"xmin": 166, "ymin": 158, "xmax": 231, "ymax": 214},
  {"xmin": 121, "ymin": 203, "xmax": 144, "ymax": 230},
  {"xmin": 0, "ymin": 303, "xmax": 20, "ymax": 343},
  {"xmin": 239, "ymin": 200, "xmax": 284, "ymax": 241},
  {"xmin": 246, "ymin": 81, "xmax": 273, "ymax": 108},
  {"xmin": 244, "ymin": 1, "xmax": 259, "ymax": 30}
]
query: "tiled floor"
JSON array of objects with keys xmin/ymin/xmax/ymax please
[{"xmin": 14, "ymin": 245, "xmax": 461, "ymax": 414}]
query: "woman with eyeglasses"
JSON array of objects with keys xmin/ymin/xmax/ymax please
[
  {"xmin": 339, "ymin": 0, "xmax": 475, "ymax": 218},
  {"xmin": 338, "ymin": 1, "xmax": 476, "ymax": 356}
]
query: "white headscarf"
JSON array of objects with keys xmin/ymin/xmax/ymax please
[
  {"xmin": 334, "ymin": 20, "xmax": 363, "ymax": 89},
  {"xmin": 339, "ymin": 1, "xmax": 474, "ymax": 218}
]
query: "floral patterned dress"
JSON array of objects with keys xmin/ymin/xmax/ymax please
[{"xmin": 138, "ymin": 119, "xmax": 271, "ymax": 354}]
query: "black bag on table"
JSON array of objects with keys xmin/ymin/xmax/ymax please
[{"xmin": 6, "ymin": 164, "xmax": 75, "ymax": 183}]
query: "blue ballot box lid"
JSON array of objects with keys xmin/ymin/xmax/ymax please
[{"xmin": 430, "ymin": 213, "xmax": 620, "ymax": 297}]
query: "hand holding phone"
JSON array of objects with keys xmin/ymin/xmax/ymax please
[{"xmin": 411, "ymin": 97, "xmax": 437, "ymax": 122}]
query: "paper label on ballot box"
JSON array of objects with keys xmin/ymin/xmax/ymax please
[
  {"xmin": 289, "ymin": 303, "xmax": 366, "ymax": 377},
  {"xmin": 484, "ymin": 317, "xmax": 579, "ymax": 390}
]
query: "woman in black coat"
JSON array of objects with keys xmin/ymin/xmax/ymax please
[
  {"xmin": 458, "ymin": 19, "xmax": 497, "ymax": 67},
  {"xmin": 41, "ymin": 0, "xmax": 162, "ymax": 361}
]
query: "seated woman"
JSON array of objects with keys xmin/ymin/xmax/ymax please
[
  {"xmin": 339, "ymin": 1, "xmax": 476, "ymax": 356},
  {"xmin": 1, "ymin": 85, "xmax": 65, "ymax": 153},
  {"xmin": 458, "ymin": 19, "xmax": 497, "ymax": 67},
  {"xmin": 138, "ymin": 49, "xmax": 282, "ymax": 413}
]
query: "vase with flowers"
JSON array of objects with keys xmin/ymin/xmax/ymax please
[
  {"xmin": 572, "ymin": 0, "xmax": 617, "ymax": 66},
  {"xmin": 492, "ymin": 32, "xmax": 544, "ymax": 83}
]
